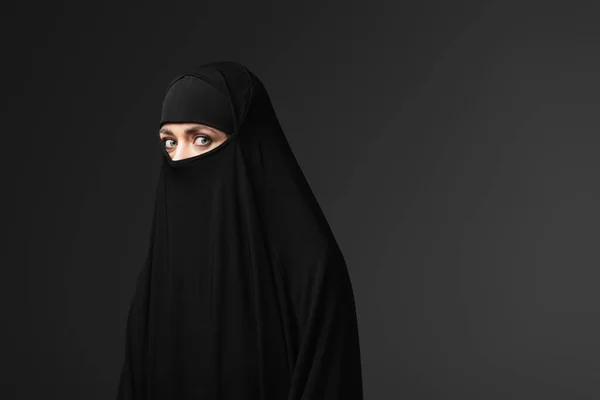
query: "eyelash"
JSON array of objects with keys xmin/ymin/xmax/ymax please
[{"xmin": 160, "ymin": 135, "xmax": 212, "ymax": 149}]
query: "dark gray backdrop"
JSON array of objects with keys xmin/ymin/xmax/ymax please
[{"xmin": 2, "ymin": 1, "xmax": 599, "ymax": 399}]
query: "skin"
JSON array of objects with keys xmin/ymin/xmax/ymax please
[{"xmin": 159, "ymin": 122, "xmax": 230, "ymax": 161}]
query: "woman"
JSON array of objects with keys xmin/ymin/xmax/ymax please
[{"xmin": 117, "ymin": 61, "xmax": 363, "ymax": 400}]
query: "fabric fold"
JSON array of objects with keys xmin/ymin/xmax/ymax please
[{"xmin": 116, "ymin": 60, "xmax": 363, "ymax": 400}]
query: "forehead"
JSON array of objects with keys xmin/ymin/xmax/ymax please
[{"xmin": 159, "ymin": 123, "xmax": 218, "ymax": 134}]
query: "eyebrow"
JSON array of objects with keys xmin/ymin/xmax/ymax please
[{"xmin": 159, "ymin": 125, "xmax": 214, "ymax": 136}]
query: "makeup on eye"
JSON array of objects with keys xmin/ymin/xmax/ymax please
[
  {"xmin": 157, "ymin": 123, "xmax": 230, "ymax": 160},
  {"xmin": 160, "ymin": 134, "xmax": 214, "ymax": 151},
  {"xmin": 194, "ymin": 135, "xmax": 212, "ymax": 146}
]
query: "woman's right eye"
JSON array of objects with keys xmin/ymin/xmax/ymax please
[{"xmin": 163, "ymin": 138, "xmax": 176, "ymax": 149}]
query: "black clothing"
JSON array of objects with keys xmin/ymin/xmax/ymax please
[
  {"xmin": 160, "ymin": 74, "xmax": 235, "ymax": 135},
  {"xmin": 117, "ymin": 61, "xmax": 363, "ymax": 400}
]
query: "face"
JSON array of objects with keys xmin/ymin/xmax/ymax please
[{"xmin": 159, "ymin": 123, "xmax": 230, "ymax": 161}]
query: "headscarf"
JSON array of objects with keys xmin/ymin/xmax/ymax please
[
  {"xmin": 117, "ymin": 60, "xmax": 363, "ymax": 400},
  {"xmin": 160, "ymin": 74, "xmax": 234, "ymax": 135}
]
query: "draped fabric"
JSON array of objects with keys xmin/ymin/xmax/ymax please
[{"xmin": 116, "ymin": 61, "xmax": 364, "ymax": 400}]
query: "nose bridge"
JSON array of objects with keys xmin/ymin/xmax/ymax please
[{"xmin": 173, "ymin": 140, "xmax": 195, "ymax": 161}]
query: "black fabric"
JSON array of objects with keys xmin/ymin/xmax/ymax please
[
  {"xmin": 116, "ymin": 61, "xmax": 363, "ymax": 400},
  {"xmin": 160, "ymin": 74, "xmax": 235, "ymax": 135}
]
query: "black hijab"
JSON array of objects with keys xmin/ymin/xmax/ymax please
[{"xmin": 117, "ymin": 61, "xmax": 363, "ymax": 400}]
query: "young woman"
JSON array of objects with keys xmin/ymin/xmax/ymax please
[{"xmin": 117, "ymin": 61, "xmax": 363, "ymax": 400}]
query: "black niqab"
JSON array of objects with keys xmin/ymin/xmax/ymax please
[
  {"xmin": 117, "ymin": 61, "xmax": 363, "ymax": 400},
  {"xmin": 160, "ymin": 74, "xmax": 235, "ymax": 135}
]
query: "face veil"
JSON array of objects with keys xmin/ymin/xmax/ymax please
[{"xmin": 117, "ymin": 61, "xmax": 364, "ymax": 400}]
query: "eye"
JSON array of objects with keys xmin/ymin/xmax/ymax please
[
  {"xmin": 162, "ymin": 138, "xmax": 176, "ymax": 150},
  {"xmin": 194, "ymin": 135, "xmax": 212, "ymax": 147}
]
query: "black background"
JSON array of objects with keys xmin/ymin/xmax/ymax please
[{"xmin": 2, "ymin": 1, "xmax": 600, "ymax": 399}]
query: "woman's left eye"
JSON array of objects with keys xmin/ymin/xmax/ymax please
[{"xmin": 194, "ymin": 135, "xmax": 212, "ymax": 146}]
